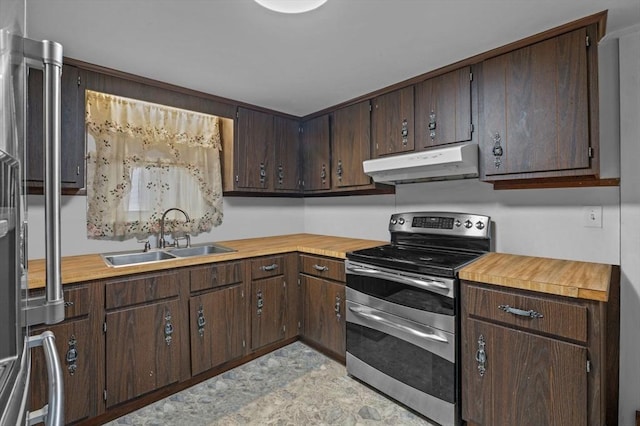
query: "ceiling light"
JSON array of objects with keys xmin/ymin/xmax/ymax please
[{"xmin": 254, "ymin": 0, "xmax": 328, "ymax": 14}]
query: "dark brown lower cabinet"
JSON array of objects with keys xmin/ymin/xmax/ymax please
[
  {"xmin": 29, "ymin": 283, "xmax": 102, "ymax": 424},
  {"xmin": 461, "ymin": 279, "xmax": 619, "ymax": 426},
  {"xmin": 301, "ymin": 275, "xmax": 345, "ymax": 358},
  {"xmin": 104, "ymin": 270, "xmax": 189, "ymax": 408},
  {"xmin": 250, "ymin": 276, "xmax": 287, "ymax": 350},
  {"xmin": 189, "ymin": 284, "xmax": 245, "ymax": 376}
]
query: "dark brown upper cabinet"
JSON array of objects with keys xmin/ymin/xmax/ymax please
[
  {"xmin": 479, "ymin": 25, "xmax": 598, "ymax": 183},
  {"xmin": 301, "ymin": 114, "xmax": 331, "ymax": 192},
  {"xmin": 232, "ymin": 108, "xmax": 300, "ymax": 194},
  {"xmin": 371, "ymin": 86, "xmax": 414, "ymax": 157},
  {"xmin": 235, "ymin": 107, "xmax": 275, "ymax": 191},
  {"xmin": 331, "ymin": 101, "xmax": 372, "ymax": 189},
  {"xmin": 273, "ymin": 116, "xmax": 301, "ymax": 192},
  {"xmin": 27, "ymin": 64, "xmax": 85, "ymax": 193},
  {"xmin": 414, "ymin": 66, "xmax": 473, "ymax": 150}
]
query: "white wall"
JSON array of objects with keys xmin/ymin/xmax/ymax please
[
  {"xmin": 618, "ymin": 26, "xmax": 640, "ymax": 426},
  {"xmin": 305, "ymin": 181, "xmax": 620, "ymax": 264},
  {"xmin": 26, "ymin": 195, "xmax": 304, "ymax": 258}
]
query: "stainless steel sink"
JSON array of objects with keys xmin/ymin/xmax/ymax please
[
  {"xmin": 101, "ymin": 243, "xmax": 236, "ymax": 267},
  {"xmin": 166, "ymin": 244, "xmax": 235, "ymax": 257},
  {"xmin": 101, "ymin": 250, "xmax": 178, "ymax": 267}
]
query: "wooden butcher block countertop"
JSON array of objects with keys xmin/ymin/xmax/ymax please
[
  {"xmin": 459, "ymin": 252, "xmax": 615, "ymax": 302},
  {"xmin": 27, "ymin": 233, "xmax": 386, "ymax": 289}
]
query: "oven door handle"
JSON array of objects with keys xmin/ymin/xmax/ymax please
[
  {"xmin": 348, "ymin": 305, "xmax": 448, "ymax": 344},
  {"xmin": 346, "ymin": 265, "xmax": 450, "ymax": 294}
]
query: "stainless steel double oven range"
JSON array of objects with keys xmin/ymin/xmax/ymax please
[{"xmin": 345, "ymin": 212, "xmax": 491, "ymax": 426}]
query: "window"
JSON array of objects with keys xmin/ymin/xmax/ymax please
[{"xmin": 85, "ymin": 90, "xmax": 223, "ymax": 240}]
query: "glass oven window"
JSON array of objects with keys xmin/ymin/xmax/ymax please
[
  {"xmin": 347, "ymin": 322, "xmax": 455, "ymax": 403},
  {"xmin": 347, "ymin": 274, "xmax": 455, "ymax": 316}
]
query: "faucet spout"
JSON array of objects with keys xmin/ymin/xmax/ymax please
[{"xmin": 158, "ymin": 208, "xmax": 190, "ymax": 249}]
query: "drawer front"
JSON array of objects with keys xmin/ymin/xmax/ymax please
[
  {"xmin": 251, "ymin": 255, "xmax": 285, "ymax": 280},
  {"xmin": 106, "ymin": 271, "xmax": 182, "ymax": 309},
  {"xmin": 190, "ymin": 261, "xmax": 244, "ymax": 292},
  {"xmin": 462, "ymin": 282, "xmax": 588, "ymax": 343},
  {"xmin": 299, "ymin": 254, "xmax": 345, "ymax": 282},
  {"xmin": 63, "ymin": 286, "xmax": 91, "ymax": 319}
]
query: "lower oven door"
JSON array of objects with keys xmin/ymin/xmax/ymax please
[{"xmin": 346, "ymin": 299, "xmax": 457, "ymax": 426}]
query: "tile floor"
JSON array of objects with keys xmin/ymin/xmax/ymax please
[{"xmin": 104, "ymin": 341, "xmax": 435, "ymax": 425}]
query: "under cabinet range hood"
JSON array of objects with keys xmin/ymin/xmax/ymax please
[{"xmin": 363, "ymin": 142, "xmax": 479, "ymax": 184}]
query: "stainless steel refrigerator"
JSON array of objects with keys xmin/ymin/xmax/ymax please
[{"xmin": 1, "ymin": 0, "xmax": 65, "ymax": 424}]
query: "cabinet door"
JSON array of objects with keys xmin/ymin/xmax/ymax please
[
  {"xmin": 27, "ymin": 64, "xmax": 85, "ymax": 191},
  {"xmin": 235, "ymin": 107, "xmax": 274, "ymax": 190},
  {"xmin": 331, "ymin": 101, "xmax": 372, "ymax": 188},
  {"xmin": 372, "ymin": 86, "xmax": 414, "ymax": 156},
  {"xmin": 251, "ymin": 276, "xmax": 286, "ymax": 350},
  {"xmin": 105, "ymin": 299, "xmax": 182, "ymax": 407},
  {"xmin": 480, "ymin": 28, "xmax": 590, "ymax": 178},
  {"xmin": 274, "ymin": 116, "xmax": 301, "ymax": 191},
  {"xmin": 301, "ymin": 114, "xmax": 331, "ymax": 191},
  {"xmin": 302, "ymin": 275, "xmax": 346, "ymax": 357},
  {"xmin": 30, "ymin": 318, "xmax": 96, "ymax": 424},
  {"xmin": 415, "ymin": 67, "xmax": 472, "ymax": 149},
  {"xmin": 190, "ymin": 284, "xmax": 245, "ymax": 376},
  {"xmin": 462, "ymin": 318, "xmax": 587, "ymax": 426}
]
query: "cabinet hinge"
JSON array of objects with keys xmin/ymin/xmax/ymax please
[
  {"xmin": 283, "ymin": 280, "xmax": 286, "ymax": 288},
  {"xmin": 103, "ymin": 322, "xmax": 107, "ymax": 333},
  {"xmin": 77, "ymin": 75, "xmax": 81, "ymax": 86},
  {"xmin": 103, "ymin": 390, "xmax": 107, "ymax": 401},
  {"xmin": 299, "ymin": 126, "xmax": 303, "ymax": 134},
  {"xmin": 235, "ymin": 175, "xmax": 239, "ymax": 183},
  {"xmin": 241, "ymin": 289, "xmax": 244, "ymax": 299},
  {"xmin": 586, "ymin": 360, "xmax": 591, "ymax": 373},
  {"xmin": 76, "ymin": 165, "xmax": 80, "ymax": 176},
  {"xmin": 236, "ymin": 110, "xmax": 239, "ymax": 119},
  {"xmin": 586, "ymin": 35, "xmax": 591, "ymax": 48},
  {"xmin": 588, "ymin": 146, "xmax": 594, "ymax": 158},
  {"xmin": 297, "ymin": 320, "xmax": 301, "ymax": 329},
  {"xmin": 470, "ymin": 123, "xmax": 474, "ymax": 134},
  {"xmin": 283, "ymin": 325, "xmax": 286, "ymax": 333},
  {"xmin": 297, "ymin": 278, "xmax": 301, "ymax": 287},
  {"xmin": 369, "ymin": 103, "xmax": 372, "ymax": 112},
  {"xmin": 242, "ymin": 339, "xmax": 246, "ymax": 348},
  {"xmin": 470, "ymin": 71, "xmax": 473, "ymax": 81}
]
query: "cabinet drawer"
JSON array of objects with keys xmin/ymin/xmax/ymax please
[
  {"xmin": 106, "ymin": 271, "xmax": 182, "ymax": 309},
  {"xmin": 299, "ymin": 255, "xmax": 345, "ymax": 282},
  {"xmin": 63, "ymin": 286, "xmax": 91, "ymax": 319},
  {"xmin": 463, "ymin": 282, "xmax": 587, "ymax": 343},
  {"xmin": 190, "ymin": 261, "xmax": 244, "ymax": 292},
  {"xmin": 251, "ymin": 255, "xmax": 285, "ymax": 280}
]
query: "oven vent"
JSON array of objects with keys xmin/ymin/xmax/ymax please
[{"xmin": 363, "ymin": 142, "xmax": 479, "ymax": 184}]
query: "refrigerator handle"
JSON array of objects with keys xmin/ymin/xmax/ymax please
[
  {"xmin": 23, "ymin": 38, "xmax": 65, "ymax": 326},
  {"xmin": 27, "ymin": 331, "xmax": 64, "ymax": 426}
]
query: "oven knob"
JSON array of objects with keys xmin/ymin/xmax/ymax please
[
  {"xmin": 390, "ymin": 218, "xmax": 397, "ymax": 225},
  {"xmin": 398, "ymin": 218, "xmax": 405, "ymax": 225},
  {"xmin": 464, "ymin": 220, "xmax": 473, "ymax": 229},
  {"xmin": 475, "ymin": 221, "xmax": 485, "ymax": 230},
  {"xmin": 455, "ymin": 220, "xmax": 462, "ymax": 227}
]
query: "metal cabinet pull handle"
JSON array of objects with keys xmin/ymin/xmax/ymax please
[
  {"xmin": 260, "ymin": 263, "xmax": 279, "ymax": 272},
  {"xmin": 259, "ymin": 162, "xmax": 266, "ymax": 185},
  {"xmin": 335, "ymin": 294, "xmax": 341, "ymax": 320},
  {"xmin": 277, "ymin": 164, "xmax": 284, "ymax": 185},
  {"xmin": 492, "ymin": 132, "xmax": 503, "ymax": 168},
  {"xmin": 498, "ymin": 304, "xmax": 543, "ymax": 319},
  {"xmin": 256, "ymin": 290, "xmax": 264, "ymax": 315},
  {"xmin": 312, "ymin": 264, "xmax": 329, "ymax": 272},
  {"xmin": 401, "ymin": 119, "xmax": 409, "ymax": 146},
  {"xmin": 65, "ymin": 335, "xmax": 78, "ymax": 376},
  {"xmin": 197, "ymin": 305, "xmax": 206, "ymax": 337},
  {"xmin": 336, "ymin": 160, "xmax": 343, "ymax": 181},
  {"xmin": 164, "ymin": 310, "xmax": 174, "ymax": 346},
  {"xmin": 475, "ymin": 334, "xmax": 487, "ymax": 377},
  {"xmin": 428, "ymin": 111, "xmax": 437, "ymax": 140},
  {"xmin": 321, "ymin": 164, "xmax": 327, "ymax": 183}
]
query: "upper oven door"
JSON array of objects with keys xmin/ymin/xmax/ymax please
[{"xmin": 345, "ymin": 260, "xmax": 455, "ymax": 332}]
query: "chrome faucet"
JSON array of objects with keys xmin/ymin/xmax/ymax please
[{"xmin": 158, "ymin": 208, "xmax": 191, "ymax": 249}]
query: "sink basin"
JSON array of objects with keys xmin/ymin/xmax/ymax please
[
  {"xmin": 167, "ymin": 244, "xmax": 235, "ymax": 257},
  {"xmin": 102, "ymin": 250, "xmax": 177, "ymax": 267}
]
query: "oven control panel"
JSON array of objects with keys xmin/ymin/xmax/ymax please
[{"xmin": 389, "ymin": 211, "xmax": 491, "ymax": 238}]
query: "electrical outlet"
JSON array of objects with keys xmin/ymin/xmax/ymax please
[{"xmin": 582, "ymin": 206, "xmax": 602, "ymax": 228}]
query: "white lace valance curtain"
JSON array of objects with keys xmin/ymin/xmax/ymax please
[{"xmin": 85, "ymin": 90, "xmax": 223, "ymax": 240}]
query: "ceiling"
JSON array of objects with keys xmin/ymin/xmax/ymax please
[{"xmin": 26, "ymin": 0, "xmax": 640, "ymax": 117}]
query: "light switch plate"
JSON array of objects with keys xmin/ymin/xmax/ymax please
[{"xmin": 582, "ymin": 206, "xmax": 603, "ymax": 228}]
